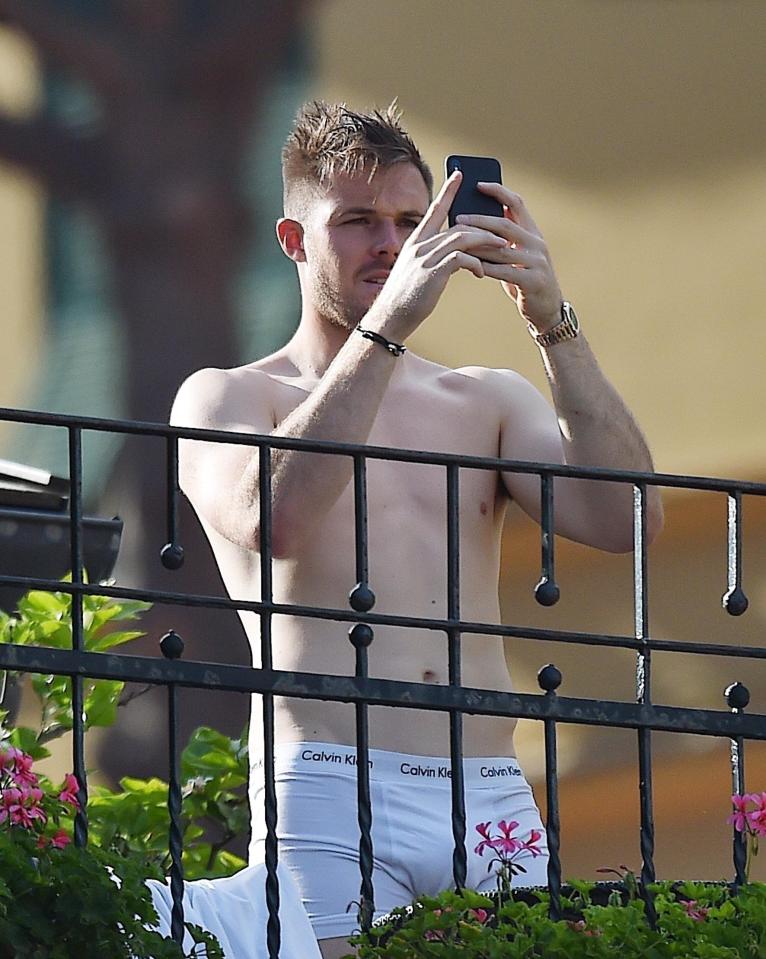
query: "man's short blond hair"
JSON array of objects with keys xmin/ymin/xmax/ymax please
[{"xmin": 281, "ymin": 100, "xmax": 434, "ymax": 218}]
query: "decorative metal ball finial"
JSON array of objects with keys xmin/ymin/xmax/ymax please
[
  {"xmin": 722, "ymin": 586, "xmax": 748, "ymax": 617},
  {"xmin": 725, "ymin": 682, "xmax": 750, "ymax": 711},
  {"xmin": 538, "ymin": 663, "xmax": 562, "ymax": 692},
  {"xmin": 160, "ymin": 542, "xmax": 185, "ymax": 570},
  {"xmin": 160, "ymin": 629, "xmax": 185, "ymax": 660},
  {"xmin": 534, "ymin": 576, "xmax": 560, "ymax": 607},
  {"xmin": 349, "ymin": 623, "xmax": 374, "ymax": 649},
  {"xmin": 349, "ymin": 582, "xmax": 376, "ymax": 613}
]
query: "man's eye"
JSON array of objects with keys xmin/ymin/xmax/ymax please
[{"xmin": 402, "ymin": 219, "xmax": 421, "ymax": 228}]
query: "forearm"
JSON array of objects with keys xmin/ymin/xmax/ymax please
[
  {"xmin": 539, "ymin": 334, "xmax": 664, "ymax": 546},
  {"xmin": 541, "ymin": 334, "xmax": 653, "ymax": 468},
  {"xmin": 239, "ymin": 329, "xmax": 399, "ymax": 556}
]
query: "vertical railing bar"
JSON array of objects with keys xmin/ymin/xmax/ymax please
[
  {"xmin": 353, "ymin": 454, "xmax": 369, "ymax": 587},
  {"xmin": 543, "ymin": 715, "xmax": 562, "ymax": 919},
  {"xmin": 634, "ymin": 482, "xmax": 656, "ymax": 924},
  {"xmin": 446, "ymin": 463, "xmax": 467, "ymax": 891},
  {"xmin": 166, "ymin": 435, "xmax": 179, "ymax": 548},
  {"xmin": 731, "ymin": 731, "xmax": 747, "ymax": 888},
  {"xmin": 259, "ymin": 443, "xmax": 280, "ymax": 959},
  {"xmin": 726, "ymin": 682, "xmax": 750, "ymax": 887},
  {"xmin": 352, "ymin": 453, "xmax": 375, "ymax": 932},
  {"xmin": 534, "ymin": 471, "xmax": 560, "ymax": 606},
  {"xmin": 723, "ymin": 491, "xmax": 748, "ymax": 615},
  {"xmin": 541, "ymin": 472, "xmax": 554, "ymax": 580},
  {"xmin": 353, "ymin": 627, "xmax": 374, "ymax": 932},
  {"xmin": 167, "ymin": 680, "xmax": 185, "ymax": 944},
  {"xmin": 68, "ymin": 425, "xmax": 88, "ymax": 846},
  {"xmin": 160, "ymin": 435, "xmax": 185, "ymax": 570},
  {"xmin": 732, "ymin": 491, "xmax": 743, "ymax": 594}
]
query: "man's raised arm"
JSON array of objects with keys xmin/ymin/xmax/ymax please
[{"xmin": 458, "ymin": 183, "xmax": 664, "ymax": 552}]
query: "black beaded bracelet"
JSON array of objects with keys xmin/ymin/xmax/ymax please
[{"xmin": 356, "ymin": 325, "xmax": 407, "ymax": 357}]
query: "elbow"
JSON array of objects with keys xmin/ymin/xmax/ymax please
[{"xmin": 601, "ymin": 496, "xmax": 665, "ymax": 554}]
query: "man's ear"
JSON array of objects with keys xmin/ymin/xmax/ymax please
[{"xmin": 276, "ymin": 218, "xmax": 306, "ymax": 262}]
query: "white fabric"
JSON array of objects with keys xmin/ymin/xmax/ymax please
[
  {"xmin": 250, "ymin": 744, "xmax": 548, "ymax": 940},
  {"xmin": 147, "ymin": 863, "xmax": 322, "ymax": 959}
]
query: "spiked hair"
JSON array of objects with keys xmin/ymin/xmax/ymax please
[{"xmin": 281, "ymin": 99, "xmax": 433, "ymax": 217}]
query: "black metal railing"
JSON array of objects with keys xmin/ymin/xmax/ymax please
[{"xmin": 1, "ymin": 405, "xmax": 765, "ymax": 957}]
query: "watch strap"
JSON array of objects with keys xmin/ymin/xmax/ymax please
[{"xmin": 528, "ymin": 301, "xmax": 580, "ymax": 348}]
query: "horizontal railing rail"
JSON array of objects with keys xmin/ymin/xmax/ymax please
[{"xmin": 0, "ymin": 405, "xmax": 763, "ymax": 956}]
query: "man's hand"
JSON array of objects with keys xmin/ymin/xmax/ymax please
[
  {"xmin": 367, "ymin": 171, "xmax": 508, "ymax": 341},
  {"xmin": 456, "ymin": 183, "xmax": 564, "ymax": 334}
]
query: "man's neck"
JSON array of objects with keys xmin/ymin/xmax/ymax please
[{"xmin": 285, "ymin": 316, "xmax": 355, "ymax": 379}]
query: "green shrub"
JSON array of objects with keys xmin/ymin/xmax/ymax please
[{"xmin": 0, "ymin": 584, "xmax": 248, "ymax": 956}]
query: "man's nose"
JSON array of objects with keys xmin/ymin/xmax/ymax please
[{"xmin": 371, "ymin": 220, "xmax": 402, "ymax": 258}]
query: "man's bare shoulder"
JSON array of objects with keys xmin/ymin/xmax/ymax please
[
  {"xmin": 170, "ymin": 351, "xmax": 300, "ymax": 433},
  {"xmin": 437, "ymin": 363, "xmax": 539, "ymax": 404}
]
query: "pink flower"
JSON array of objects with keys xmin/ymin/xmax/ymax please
[
  {"xmin": 0, "ymin": 787, "xmax": 21, "ymax": 823},
  {"xmin": 746, "ymin": 793, "xmax": 766, "ymax": 837},
  {"xmin": 494, "ymin": 820, "xmax": 522, "ymax": 855},
  {"xmin": 682, "ymin": 900, "xmax": 709, "ymax": 922},
  {"xmin": 0, "ymin": 786, "xmax": 47, "ymax": 829},
  {"xmin": 474, "ymin": 821, "xmax": 498, "ymax": 857},
  {"xmin": 518, "ymin": 828, "xmax": 545, "ymax": 858},
  {"xmin": 58, "ymin": 773, "xmax": 80, "ymax": 809},
  {"xmin": 0, "ymin": 747, "xmax": 38, "ymax": 788},
  {"xmin": 470, "ymin": 908, "xmax": 489, "ymax": 924},
  {"xmin": 50, "ymin": 828, "xmax": 71, "ymax": 849},
  {"xmin": 727, "ymin": 793, "xmax": 752, "ymax": 833},
  {"xmin": 10, "ymin": 752, "xmax": 38, "ymax": 788},
  {"xmin": 0, "ymin": 745, "xmax": 16, "ymax": 771}
]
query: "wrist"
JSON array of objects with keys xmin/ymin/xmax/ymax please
[
  {"xmin": 356, "ymin": 325, "xmax": 406, "ymax": 357},
  {"xmin": 360, "ymin": 300, "xmax": 411, "ymax": 345},
  {"xmin": 526, "ymin": 303, "xmax": 562, "ymax": 336},
  {"xmin": 528, "ymin": 301, "xmax": 580, "ymax": 348}
]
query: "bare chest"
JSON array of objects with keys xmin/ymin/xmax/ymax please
[{"xmin": 270, "ymin": 375, "xmax": 506, "ymax": 592}]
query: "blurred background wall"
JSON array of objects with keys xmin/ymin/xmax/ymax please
[{"xmin": 1, "ymin": 0, "xmax": 764, "ymax": 881}]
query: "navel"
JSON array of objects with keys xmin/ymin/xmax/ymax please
[{"xmin": 480, "ymin": 501, "xmax": 488, "ymax": 515}]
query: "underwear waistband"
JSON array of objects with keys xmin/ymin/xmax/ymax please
[{"xmin": 251, "ymin": 742, "xmax": 525, "ymax": 788}]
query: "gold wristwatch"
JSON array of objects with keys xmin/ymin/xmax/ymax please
[{"xmin": 528, "ymin": 301, "xmax": 580, "ymax": 348}]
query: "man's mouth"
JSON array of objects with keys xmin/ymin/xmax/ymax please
[{"xmin": 362, "ymin": 273, "xmax": 390, "ymax": 286}]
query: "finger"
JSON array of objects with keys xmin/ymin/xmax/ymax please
[
  {"xmin": 480, "ymin": 262, "xmax": 543, "ymax": 288},
  {"xmin": 411, "ymin": 170, "xmax": 462, "ymax": 241},
  {"xmin": 438, "ymin": 249, "xmax": 485, "ymax": 280},
  {"xmin": 419, "ymin": 229, "xmax": 507, "ymax": 269},
  {"xmin": 418, "ymin": 225, "xmax": 507, "ymax": 258},
  {"xmin": 477, "ymin": 182, "xmax": 541, "ymax": 234},
  {"xmin": 472, "ymin": 245, "xmax": 538, "ymax": 267},
  {"xmin": 455, "ymin": 213, "xmax": 540, "ymax": 250}
]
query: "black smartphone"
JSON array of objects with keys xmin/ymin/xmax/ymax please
[{"xmin": 445, "ymin": 155, "xmax": 503, "ymax": 228}]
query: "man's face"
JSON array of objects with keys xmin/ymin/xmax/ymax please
[{"xmin": 300, "ymin": 163, "xmax": 430, "ymax": 330}]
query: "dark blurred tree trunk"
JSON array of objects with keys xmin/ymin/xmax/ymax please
[{"xmin": 0, "ymin": 1, "xmax": 308, "ymax": 797}]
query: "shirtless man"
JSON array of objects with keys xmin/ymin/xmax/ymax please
[{"xmin": 171, "ymin": 101, "xmax": 663, "ymax": 957}]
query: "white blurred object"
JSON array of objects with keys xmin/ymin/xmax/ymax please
[{"xmin": 147, "ymin": 864, "xmax": 322, "ymax": 959}]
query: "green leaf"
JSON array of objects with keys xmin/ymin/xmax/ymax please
[
  {"xmin": 17, "ymin": 590, "xmax": 68, "ymax": 616},
  {"xmin": 7, "ymin": 726, "xmax": 51, "ymax": 760},
  {"xmin": 84, "ymin": 679, "xmax": 124, "ymax": 727},
  {"xmin": 88, "ymin": 629, "xmax": 145, "ymax": 652}
]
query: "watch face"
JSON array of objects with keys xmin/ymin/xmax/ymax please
[{"xmin": 562, "ymin": 301, "xmax": 579, "ymax": 332}]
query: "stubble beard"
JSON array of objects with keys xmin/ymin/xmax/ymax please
[{"xmin": 310, "ymin": 261, "xmax": 368, "ymax": 332}]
